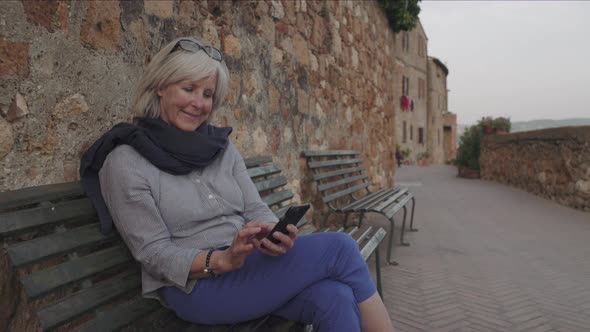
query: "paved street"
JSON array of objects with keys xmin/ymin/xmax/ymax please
[{"xmin": 367, "ymin": 165, "xmax": 590, "ymax": 332}]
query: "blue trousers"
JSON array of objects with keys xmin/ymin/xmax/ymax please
[{"xmin": 159, "ymin": 232, "xmax": 377, "ymax": 332}]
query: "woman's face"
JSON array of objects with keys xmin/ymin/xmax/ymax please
[{"xmin": 157, "ymin": 76, "xmax": 217, "ymax": 131}]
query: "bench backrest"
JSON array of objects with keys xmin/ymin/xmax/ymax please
[
  {"xmin": 303, "ymin": 150, "xmax": 374, "ymax": 209},
  {"xmin": 0, "ymin": 155, "xmax": 300, "ymax": 331}
]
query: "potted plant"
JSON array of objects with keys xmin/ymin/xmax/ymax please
[
  {"xmin": 454, "ymin": 125, "xmax": 481, "ymax": 178},
  {"xmin": 416, "ymin": 151, "xmax": 431, "ymax": 166},
  {"xmin": 492, "ymin": 116, "xmax": 511, "ymax": 134}
]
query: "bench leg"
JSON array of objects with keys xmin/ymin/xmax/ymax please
[
  {"xmin": 387, "ymin": 219, "xmax": 398, "ymax": 266},
  {"xmin": 375, "ymin": 245, "xmax": 383, "ymax": 299},
  {"xmin": 358, "ymin": 212, "xmax": 365, "ymax": 228},
  {"xmin": 400, "ymin": 207, "xmax": 410, "ymax": 247},
  {"xmin": 409, "ymin": 197, "xmax": 418, "ymax": 232}
]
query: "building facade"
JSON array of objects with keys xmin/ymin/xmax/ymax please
[
  {"xmin": 394, "ymin": 21, "xmax": 456, "ymax": 164},
  {"xmin": 394, "ymin": 21, "xmax": 429, "ymax": 161},
  {"xmin": 427, "ymin": 56, "xmax": 448, "ymax": 163}
]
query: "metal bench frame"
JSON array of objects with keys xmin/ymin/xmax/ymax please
[
  {"xmin": 304, "ymin": 150, "xmax": 417, "ymax": 265},
  {"xmin": 0, "ymin": 155, "xmax": 385, "ymax": 332}
]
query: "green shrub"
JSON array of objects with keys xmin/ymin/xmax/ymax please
[
  {"xmin": 492, "ymin": 117, "xmax": 511, "ymax": 132},
  {"xmin": 416, "ymin": 151, "xmax": 431, "ymax": 159},
  {"xmin": 455, "ymin": 125, "xmax": 482, "ymax": 170}
]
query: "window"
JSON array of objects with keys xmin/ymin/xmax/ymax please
[
  {"xmin": 418, "ymin": 36, "xmax": 425, "ymax": 57},
  {"xmin": 410, "ymin": 125, "xmax": 413, "ymax": 141},
  {"xmin": 402, "ymin": 32, "xmax": 409, "ymax": 52},
  {"xmin": 402, "ymin": 76, "xmax": 409, "ymax": 96},
  {"xmin": 418, "ymin": 78, "xmax": 425, "ymax": 99},
  {"xmin": 418, "ymin": 128, "xmax": 424, "ymax": 144},
  {"xmin": 402, "ymin": 121, "xmax": 407, "ymax": 143}
]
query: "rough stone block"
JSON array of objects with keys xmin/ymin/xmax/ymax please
[
  {"xmin": 271, "ymin": 0, "xmax": 285, "ymax": 20},
  {"xmin": 223, "ymin": 34, "xmax": 241, "ymax": 58},
  {"xmin": 22, "ymin": 0, "xmax": 68, "ymax": 32},
  {"xmin": 292, "ymin": 33, "xmax": 309, "ymax": 66},
  {"xmin": 53, "ymin": 94, "xmax": 89, "ymax": 120},
  {"xmin": 144, "ymin": 0, "xmax": 174, "ymax": 18},
  {"xmin": 80, "ymin": 1, "xmax": 121, "ymax": 50},
  {"xmin": 6, "ymin": 93, "xmax": 29, "ymax": 122},
  {"xmin": 0, "ymin": 37, "xmax": 29, "ymax": 77}
]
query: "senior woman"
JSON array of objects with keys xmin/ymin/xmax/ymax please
[{"xmin": 80, "ymin": 37, "xmax": 393, "ymax": 332}]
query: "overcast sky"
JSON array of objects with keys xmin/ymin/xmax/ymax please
[{"xmin": 419, "ymin": 1, "xmax": 590, "ymax": 125}]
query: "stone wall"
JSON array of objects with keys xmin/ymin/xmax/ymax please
[
  {"xmin": 0, "ymin": 0, "xmax": 400, "ymax": 221},
  {"xmin": 480, "ymin": 127, "xmax": 590, "ymax": 211}
]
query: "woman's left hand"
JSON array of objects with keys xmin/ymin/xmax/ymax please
[{"xmin": 246, "ymin": 221, "xmax": 298, "ymax": 256}]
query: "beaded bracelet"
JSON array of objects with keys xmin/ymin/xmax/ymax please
[{"xmin": 203, "ymin": 248, "xmax": 218, "ymax": 277}]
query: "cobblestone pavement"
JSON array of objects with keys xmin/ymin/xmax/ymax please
[{"xmin": 365, "ymin": 165, "xmax": 590, "ymax": 332}]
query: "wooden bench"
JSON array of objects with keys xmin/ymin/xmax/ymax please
[
  {"xmin": 0, "ymin": 155, "xmax": 386, "ymax": 332},
  {"xmin": 303, "ymin": 150, "xmax": 417, "ymax": 265}
]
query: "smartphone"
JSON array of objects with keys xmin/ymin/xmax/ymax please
[{"xmin": 263, "ymin": 204, "xmax": 310, "ymax": 246}]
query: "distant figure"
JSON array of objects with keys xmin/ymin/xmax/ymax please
[{"xmin": 395, "ymin": 150, "xmax": 403, "ymax": 167}]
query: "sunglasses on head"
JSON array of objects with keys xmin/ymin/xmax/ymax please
[{"xmin": 170, "ymin": 39, "xmax": 224, "ymax": 62}]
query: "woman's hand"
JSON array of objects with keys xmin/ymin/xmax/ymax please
[
  {"xmin": 213, "ymin": 226, "xmax": 262, "ymax": 273},
  {"xmin": 247, "ymin": 221, "xmax": 298, "ymax": 256}
]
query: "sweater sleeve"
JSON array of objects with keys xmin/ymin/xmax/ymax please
[
  {"xmin": 230, "ymin": 143, "xmax": 280, "ymax": 223},
  {"xmin": 99, "ymin": 146, "xmax": 201, "ymax": 287}
]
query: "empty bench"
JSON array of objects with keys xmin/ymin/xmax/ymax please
[
  {"xmin": 0, "ymin": 155, "xmax": 385, "ymax": 332},
  {"xmin": 304, "ymin": 150, "xmax": 417, "ymax": 265}
]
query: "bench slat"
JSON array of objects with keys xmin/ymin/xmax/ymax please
[
  {"xmin": 312, "ymin": 166, "xmax": 365, "ymax": 181},
  {"xmin": 308, "ymin": 158, "xmax": 362, "ymax": 169},
  {"xmin": 369, "ymin": 188, "xmax": 409, "ymax": 212},
  {"xmin": 247, "ymin": 165, "xmax": 281, "ymax": 178},
  {"xmin": 356, "ymin": 226, "xmax": 374, "ymax": 245},
  {"xmin": 7, "ymin": 223, "xmax": 114, "ymax": 267},
  {"xmin": 254, "ymin": 176, "xmax": 288, "ymax": 192},
  {"xmin": 359, "ymin": 228, "xmax": 386, "ymax": 261},
  {"xmin": 37, "ymin": 270, "xmax": 140, "ymax": 330},
  {"xmin": 22, "ymin": 245, "xmax": 133, "ymax": 299},
  {"xmin": 75, "ymin": 297, "xmax": 160, "ymax": 332},
  {"xmin": 317, "ymin": 174, "xmax": 368, "ymax": 192},
  {"xmin": 0, "ymin": 181, "xmax": 84, "ymax": 211},
  {"xmin": 341, "ymin": 189, "xmax": 392, "ymax": 211},
  {"xmin": 0, "ymin": 198, "xmax": 96, "ymax": 236},
  {"xmin": 384, "ymin": 194, "xmax": 413, "ymax": 219},
  {"xmin": 323, "ymin": 183, "xmax": 370, "ymax": 203},
  {"xmin": 262, "ymin": 190, "xmax": 294, "ymax": 208},
  {"xmin": 303, "ymin": 150, "xmax": 358, "ymax": 157},
  {"xmin": 347, "ymin": 227, "xmax": 359, "ymax": 237},
  {"xmin": 243, "ymin": 155, "xmax": 273, "ymax": 168}
]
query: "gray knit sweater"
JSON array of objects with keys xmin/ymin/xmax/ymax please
[{"xmin": 98, "ymin": 142, "xmax": 279, "ymax": 302}]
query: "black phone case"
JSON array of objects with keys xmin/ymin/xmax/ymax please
[{"xmin": 265, "ymin": 204, "xmax": 310, "ymax": 244}]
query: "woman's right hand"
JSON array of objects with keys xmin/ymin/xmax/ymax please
[{"xmin": 213, "ymin": 226, "xmax": 262, "ymax": 273}]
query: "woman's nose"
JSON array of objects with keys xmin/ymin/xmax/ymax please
[{"xmin": 190, "ymin": 94, "xmax": 204, "ymax": 109}]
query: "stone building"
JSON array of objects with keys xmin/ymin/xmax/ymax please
[
  {"xmin": 393, "ymin": 21, "xmax": 456, "ymax": 164},
  {"xmin": 393, "ymin": 21, "xmax": 429, "ymax": 161},
  {"xmin": 427, "ymin": 56, "xmax": 449, "ymax": 163}
]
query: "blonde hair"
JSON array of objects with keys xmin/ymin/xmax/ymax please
[{"xmin": 132, "ymin": 37, "xmax": 229, "ymax": 120}]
